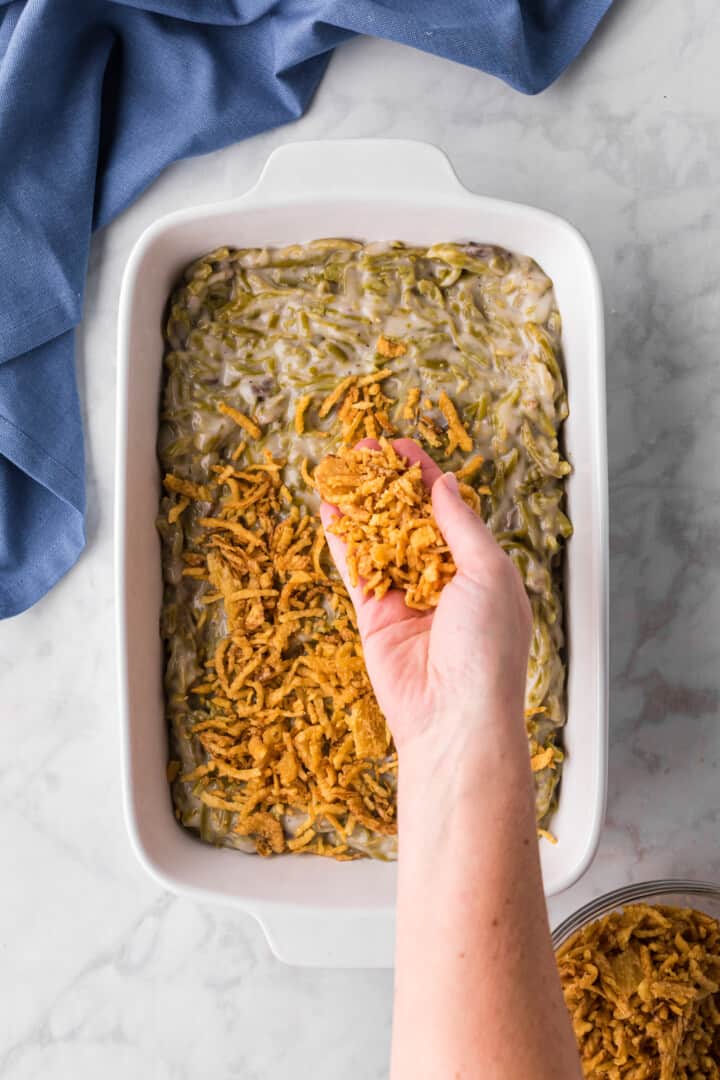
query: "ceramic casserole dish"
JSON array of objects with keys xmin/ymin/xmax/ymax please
[{"xmin": 116, "ymin": 139, "xmax": 608, "ymax": 968}]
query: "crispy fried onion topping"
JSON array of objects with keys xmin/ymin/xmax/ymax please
[{"xmin": 557, "ymin": 903, "xmax": 720, "ymax": 1079}]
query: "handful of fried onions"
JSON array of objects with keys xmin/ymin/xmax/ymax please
[{"xmin": 315, "ymin": 438, "xmax": 457, "ymax": 610}]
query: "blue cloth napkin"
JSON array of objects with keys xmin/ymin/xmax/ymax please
[{"xmin": 0, "ymin": 0, "xmax": 611, "ymax": 618}]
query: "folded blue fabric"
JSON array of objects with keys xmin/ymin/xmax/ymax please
[{"xmin": 0, "ymin": 0, "xmax": 611, "ymax": 618}]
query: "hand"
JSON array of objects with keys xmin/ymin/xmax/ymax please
[{"xmin": 320, "ymin": 438, "xmax": 532, "ymax": 755}]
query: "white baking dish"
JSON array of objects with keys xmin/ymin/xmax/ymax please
[{"xmin": 116, "ymin": 139, "xmax": 607, "ymax": 968}]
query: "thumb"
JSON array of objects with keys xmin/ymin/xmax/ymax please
[{"xmin": 431, "ymin": 472, "xmax": 499, "ymax": 579}]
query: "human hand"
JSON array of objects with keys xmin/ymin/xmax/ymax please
[{"xmin": 320, "ymin": 438, "xmax": 532, "ymax": 755}]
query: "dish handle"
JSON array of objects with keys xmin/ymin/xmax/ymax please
[
  {"xmin": 254, "ymin": 906, "xmax": 396, "ymax": 968},
  {"xmin": 249, "ymin": 138, "xmax": 465, "ymax": 201}
]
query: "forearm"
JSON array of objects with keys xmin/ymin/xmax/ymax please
[{"xmin": 391, "ymin": 712, "xmax": 582, "ymax": 1080}]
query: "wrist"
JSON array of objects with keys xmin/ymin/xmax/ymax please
[
  {"xmin": 395, "ymin": 723, "xmax": 538, "ymax": 871},
  {"xmin": 396, "ymin": 705, "xmax": 532, "ymax": 807},
  {"xmin": 394, "ymin": 693, "xmax": 528, "ymax": 770}
]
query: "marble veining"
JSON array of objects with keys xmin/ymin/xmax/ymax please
[{"xmin": 3, "ymin": 0, "xmax": 720, "ymax": 1073}]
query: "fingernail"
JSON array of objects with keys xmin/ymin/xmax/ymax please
[{"xmin": 442, "ymin": 472, "xmax": 459, "ymax": 493}]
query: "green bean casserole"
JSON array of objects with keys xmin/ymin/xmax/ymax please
[{"xmin": 157, "ymin": 239, "xmax": 572, "ymax": 859}]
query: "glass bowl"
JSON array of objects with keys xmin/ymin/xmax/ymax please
[{"xmin": 552, "ymin": 879, "xmax": 720, "ymax": 950}]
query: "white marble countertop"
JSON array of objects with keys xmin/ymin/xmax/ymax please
[{"xmin": 3, "ymin": 1, "xmax": 720, "ymax": 1075}]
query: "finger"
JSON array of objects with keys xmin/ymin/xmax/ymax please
[
  {"xmin": 431, "ymin": 472, "xmax": 502, "ymax": 578},
  {"xmin": 319, "ymin": 498, "xmax": 425, "ymax": 639},
  {"xmin": 353, "ymin": 437, "xmax": 382, "ymax": 452},
  {"xmin": 350, "ymin": 435, "xmax": 442, "ymax": 491},
  {"xmin": 319, "ymin": 500, "xmax": 363, "ymax": 604},
  {"xmin": 391, "ymin": 437, "xmax": 443, "ymax": 491}
]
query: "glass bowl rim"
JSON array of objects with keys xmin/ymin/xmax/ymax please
[{"xmin": 552, "ymin": 878, "xmax": 720, "ymax": 949}]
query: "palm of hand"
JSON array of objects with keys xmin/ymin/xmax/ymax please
[{"xmin": 350, "ymin": 575, "xmax": 505, "ymax": 749}]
